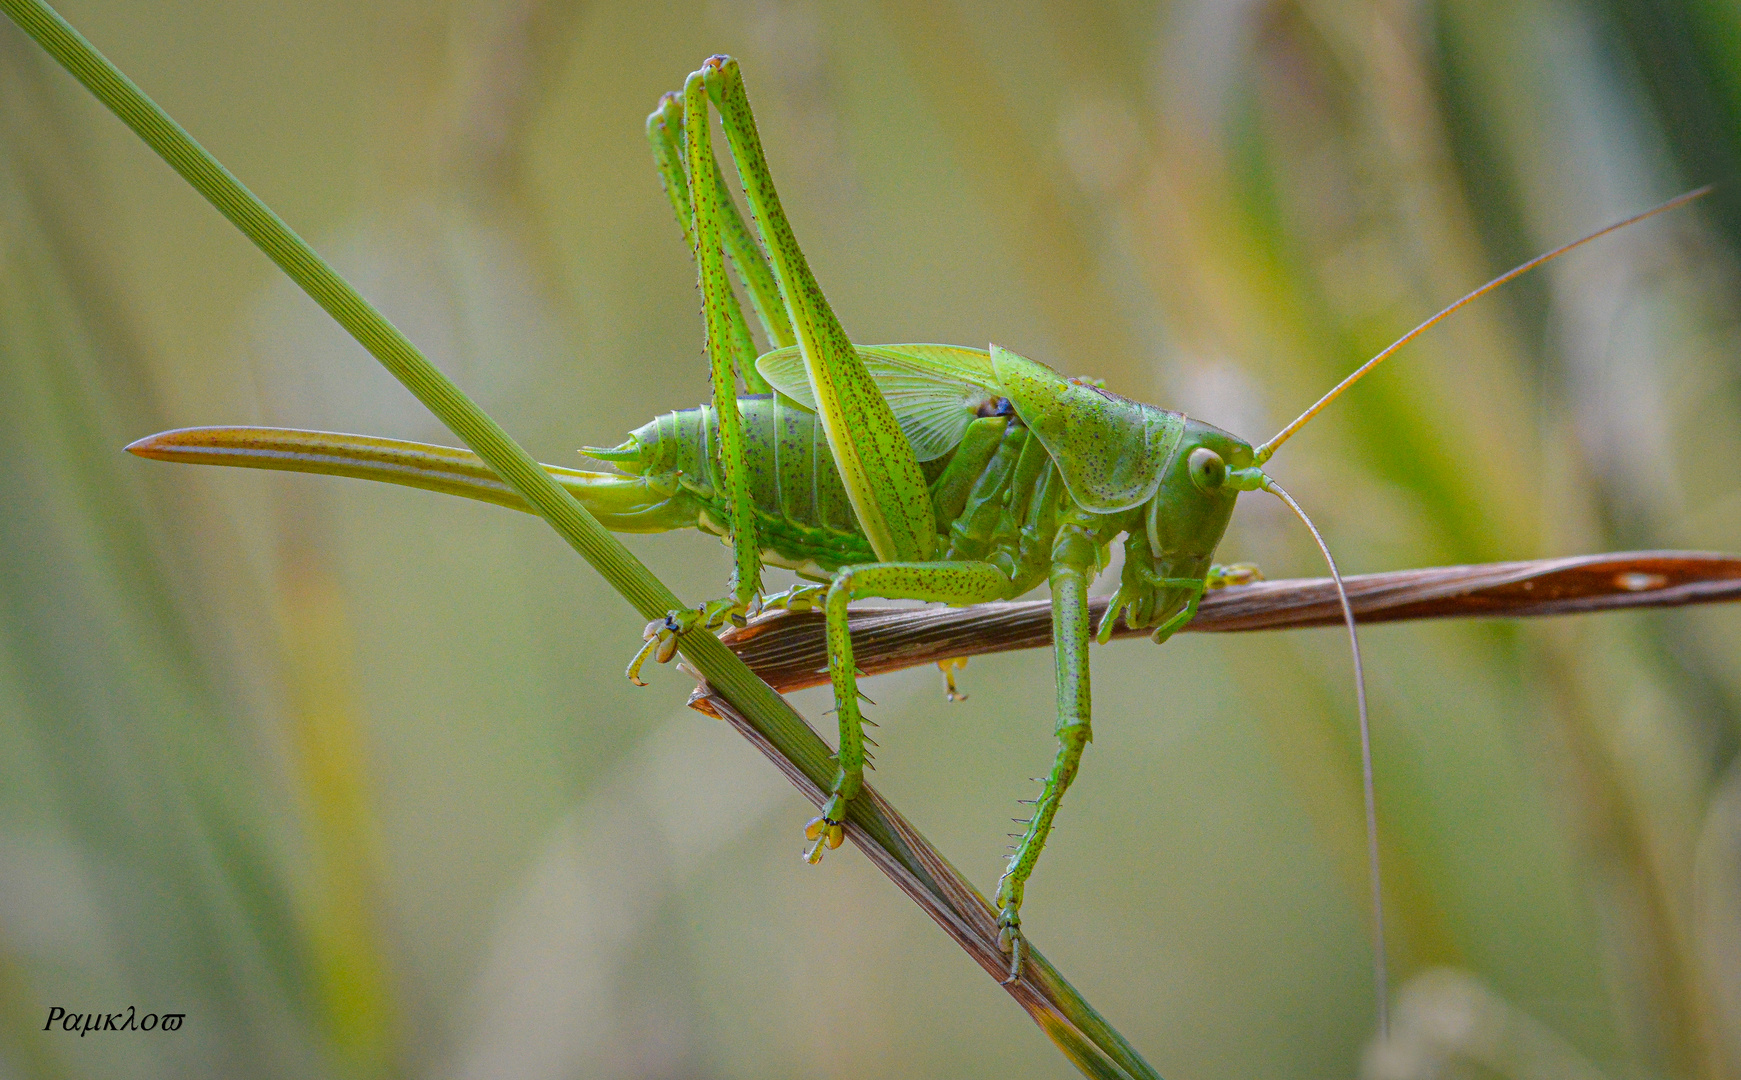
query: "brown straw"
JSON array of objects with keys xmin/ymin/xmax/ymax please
[{"xmin": 724, "ymin": 551, "xmax": 1741, "ymax": 692}]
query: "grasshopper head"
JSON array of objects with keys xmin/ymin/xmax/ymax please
[
  {"xmin": 1145, "ymin": 418, "xmax": 1252, "ymax": 567},
  {"xmin": 1101, "ymin": 416, "xmax": 1256, "ymax": 641}
]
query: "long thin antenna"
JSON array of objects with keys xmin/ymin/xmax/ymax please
[
  {"xmin": 1265, "ymin": 477, "xmax": 1387, "ymax": 1039},
  {"xmin": 1254, "ymin": 185, "xmax": 1713, "ymax": 465}
]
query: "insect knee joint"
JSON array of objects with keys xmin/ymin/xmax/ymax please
[
  {"xmin": 1053, "ymin": 720, "xmax": 1091, "ymax": 743},
  {"xmin": 828, "ymin": 565, "xmax": 871, "ymax": 608}
]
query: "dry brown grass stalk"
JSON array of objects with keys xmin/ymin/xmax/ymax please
[{"xmin": 724, "ymin": 552, "xmax": 1741, "ymax": 693}]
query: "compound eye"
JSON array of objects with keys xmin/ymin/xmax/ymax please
[{"xmin": 1187, "ymin": 447, "xmax": 1226, "ymax": 493}]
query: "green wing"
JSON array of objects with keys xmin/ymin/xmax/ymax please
[{"xmin": 756, "ymin": 343, "xmax": 1001, "ymax": 461}]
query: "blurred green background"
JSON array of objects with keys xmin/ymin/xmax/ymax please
[{"xmin": 3, "ymin": 1, "xmax": 1741, "ymax": 1077}]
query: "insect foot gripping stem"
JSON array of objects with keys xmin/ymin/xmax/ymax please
[
  {"xmin": 803, "ymin": 792, "xmax": 848, "ymax": 864},
  {"xmin": 623, "ymin": 596, "xmax": 752, "ymax": 686},
  {"xmin": 995, "ymin": 901, "xmax": 1025, "ymax": 985},
  {"xmin": 1206, "ymin": 562, "xmax": 1263, "ymax": 588}
]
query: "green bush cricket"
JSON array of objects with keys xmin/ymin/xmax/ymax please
[
  {"xmin": 2, "ymin": 0, "xmax": 1705, "ymax": 1038},
  {"xmin": 122, "ymin": 52, "xmax": 1709, "ymax": 1031}
]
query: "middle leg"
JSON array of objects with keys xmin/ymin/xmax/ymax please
[
  {"xmin": 996, "ymin": 522, "xmax": 1100, "ymax": 981},
  {"xmin": 806, "ymin": 560, "xmax": 1013, "ymax": 861}
]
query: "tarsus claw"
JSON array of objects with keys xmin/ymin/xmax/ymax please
[
  {"xmin": 997, "ymin": 921, "xmax": 1026, "ymax": 984},
  {"xmin": 802, "ymin": 816, "xmax": 844, "ymax": 863},
  {"xmin": 802, "ymin": 793, "xmax": 848, "ymax": 863},
  {"xmin": 623, "ymin": 597, "xmax": 753, "ymax": 685},
  {"xmin": 624, "ymin": 622, "xmax": 666, "ymax": 685},
  {"xmin": 939, "ymin": 656, "xmax": 970, "ymax": 701}
]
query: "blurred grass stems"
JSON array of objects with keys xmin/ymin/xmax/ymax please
[
  {"xmin": 0, "ymin": 25, "xmax": 327, "ymax": 1078},
  {"xmin": 1435, "ymin": 3, "xmax": 1734, "ymax": 1072},
  {"xmin": 273, "ymin": 524, "xmax": 397, "ymax": 1078},
  {"xmin": 0, "ymin": 0, "xmax": 1163, "ymax": 1075}
]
